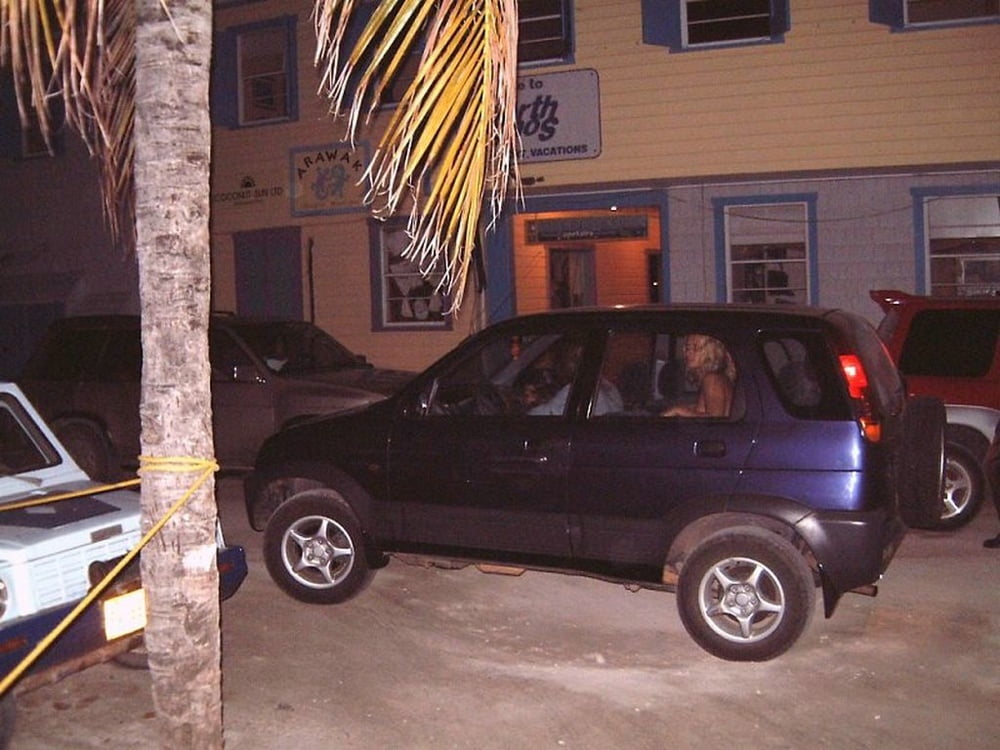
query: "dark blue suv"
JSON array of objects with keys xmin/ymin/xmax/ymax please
[{"xmin": 244, "ymin": 306, "xmax": 941, "ymax": 661}]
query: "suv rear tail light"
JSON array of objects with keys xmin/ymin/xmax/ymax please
[{"xmin": 839, "ymin": 354, "xmax": 881, "ymax": 442}]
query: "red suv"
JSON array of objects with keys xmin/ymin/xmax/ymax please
[{"xmin": 871, "ymin": 290, "xmax": 1000, "ymax": 529}]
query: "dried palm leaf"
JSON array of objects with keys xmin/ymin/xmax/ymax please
[
  {"xmin": 314, "ymin": 0, "xmax": 521, "ymax": 310},
  {"xmin": 1, "ymin": 0, "xmax": 136, "ymax": 253}
]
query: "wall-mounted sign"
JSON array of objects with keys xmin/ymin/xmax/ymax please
[
  {"xmin": 290, "ymin": 142, "xmax": 370, "ymax": 216},
  {"xmin": 213, "ymin": 175, "xmax": 285, "ymax": 207},
  {"xmin": 517, "ymin": 69, "xmax": 601, "ymax": 164}
]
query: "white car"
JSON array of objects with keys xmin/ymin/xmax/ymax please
[{"xmin": 0, "ymin": 382, "xmax": 246, "ymax": 747}]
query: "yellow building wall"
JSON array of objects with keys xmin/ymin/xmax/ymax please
[{"xmin": 519, "ymin": 0, "xmax": 1000, "ymax": 186}]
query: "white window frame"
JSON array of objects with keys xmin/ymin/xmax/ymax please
[
  {"xmin": 721, "ymin": 201, "xmax": 814, "ymax": 305},
  {"xmin": 921, "ymin": 192, "xmax": 1000, "ymax": 297}
]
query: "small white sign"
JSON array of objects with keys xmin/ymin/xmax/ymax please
[
  {"xmin": 516, "ymin": 69, "xmax": 601, "ymax": 163},
  {"xmin": 103, "ymin": 587, "xmax": 147, "ymax": 641}
]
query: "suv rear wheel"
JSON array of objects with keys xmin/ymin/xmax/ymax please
[
  {"xmin": 939, "ymin": 442, "xmax": 984, "ymax": 529},
  {"xmin": 676, "ymin": 527, "xmax": 816, "ymax": 662}
]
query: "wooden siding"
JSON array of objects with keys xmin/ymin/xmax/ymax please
[{"xmin": 523, "ymin": 0, "xmax": 1000, "ymax": 184}]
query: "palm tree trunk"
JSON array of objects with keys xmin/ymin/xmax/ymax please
[{"xmin": 134, "ymin": 0, "xmax": 221, "ymax": 745}]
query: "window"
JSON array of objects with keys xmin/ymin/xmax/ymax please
[
  {"xmin": 370, "ymin": 220, "xmax": 449, "ymax": 330},
  {"xmin": 720, "ymin": 201, "xmax": 814, "ymax": 305},
  {"xmin": 898, "ymin": 310, "xmax": 1000, "ymax": 377},
  {"xmin": 922, "ymin": 194, "xmax": 1000, "ymax": 297},
  {"xmin": 759, "ymin": 333, "xmax": 846, "ymax": 421},
  {"xmin": 212, "ymin": 17, "xmax": 298, "ymax": 128},
  {"xmin": 870, "ymin": 0, "xmax": 999, "ymax": 28},
  {"xmin": 239, "ymin": 25, "xmax": 291, "ymax": 124},
  {"xmin": 519, "ymin": 0, "xmax": 572, "ymax": 64},
  {"xmin": 642, "ymin": 0, "xmax": 790, "ymax": 51}
]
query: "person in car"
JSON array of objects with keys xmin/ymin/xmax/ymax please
[
  {"xmin": 661, "ymin": 334, "xmax": 735, "ymax": 418},
  {"xmin": 528, "ymin": 340, "xmax": 623, "ymax": 416},
  {"xmin": 983, "ymin": 424, "xmax": 1000, "ymax": 549}
]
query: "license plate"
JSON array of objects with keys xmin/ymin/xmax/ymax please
[{"xmin": 102, "ymin": 587, "xmax": 147, "ymax": 640}]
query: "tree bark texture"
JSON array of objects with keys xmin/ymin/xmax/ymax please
[{"xmin": 133, "ymin": 0, "xmax": 221, "ymax": 746}]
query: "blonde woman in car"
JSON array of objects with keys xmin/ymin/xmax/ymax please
[{"xmin": 662, "ymin": 334, "xmax": 735, "ymax": 418}]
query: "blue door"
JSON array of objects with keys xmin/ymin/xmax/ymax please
[{"xmin": 233, "ymin": 226, "xmax": 303, "ymax": 319}]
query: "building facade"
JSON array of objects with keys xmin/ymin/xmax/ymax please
[{"xmin": 2, "ymin": 0, "xmax": 999, "ymax": 376}]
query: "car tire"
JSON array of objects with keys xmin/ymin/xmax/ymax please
[
  {"xmin": 264, "ymin": 490, "xmax": 373, "ymax": 604},
  {"xmin": 676, "ymin": 527, "xmax": 816, "ymax": 662},
  {"xmin": 53, "ymin": 420, "xmax": 116, "ymax": 482},
  {"xmin": 898, "ymin": 396, "xmax": 946, "ymax": 530},
  {"xmin": 936, "ymin": 442, "xmax": 984, "ymax": 530}
]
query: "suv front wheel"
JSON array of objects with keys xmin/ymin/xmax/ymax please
[
  {"xmin": 677, "ymin": 528, "xmax": 816, "ymax": 662},
  {"xmin": 264, "ymin": 490, "xmax": 373, "ymax": 604}
]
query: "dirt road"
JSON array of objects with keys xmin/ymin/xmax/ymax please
[{"xmin": 11, "ymin": 479, "xmax": 1000, "ymax": 748}]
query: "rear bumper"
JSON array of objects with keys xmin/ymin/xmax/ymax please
[
  {"xmin": 0, "ymin": 544, "xmax": 247, "ymax": 696},
  {"xmin": 795, "ymin": 509, "xmax": 907, "ymax": 617}
]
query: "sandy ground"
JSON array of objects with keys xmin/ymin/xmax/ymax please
[{"xmin": 9, "ymin": 478, "xmax": 1000, "ymax": 749}]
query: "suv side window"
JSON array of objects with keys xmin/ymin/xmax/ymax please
[
  {"xmin": 760, "ymin": 333, "xmax": 846, "ymax": 420},
  {"xmin": 94, "ymin": 329, "xmax": 141, "ymax": 382},
  {"xmin": 899, "ymin": 310, "xmax": 1000, "ymax": 378},
  {"xmin": 21, "ymin": 329, "xmax": 108, "ymax": 381},
  {"xmin": 597, "ymin": 329, "xmax": 740, "ymax": 419}
]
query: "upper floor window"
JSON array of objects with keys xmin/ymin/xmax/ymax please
[
  {"xmin": 519, "ymin": 0, "xmax": 572, "ymax": 64},
  {"xmin": 685, "ymin": 0, "xmax": 772, "ymax": 46},
  {"xmin": 212, "ymin": 17, "xmax": 299, "ymax": 129},
  {"xmin": 239, "ymin": 25, "xmax": 291, "ymax": 124},
  {"xmin": 717, "ymin": 199, "xmax": 817, "ymax": 305},
  {"xmin": 870, "ymin": 0, "xmax": 999, "ymax": 28},
  {"xmin": 642, "ymin": 0, "xmax": 790, "ymax": 51}
]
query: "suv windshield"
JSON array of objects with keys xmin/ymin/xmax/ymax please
[{"xmin": 223, "ymin": 321, "xmax": 365, "ymax": 375}]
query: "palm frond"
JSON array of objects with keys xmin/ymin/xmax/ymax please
[
  {"xmin": 1, "ymin": 0, "xmax": 136, "ymax": 253},
  {"xmin": 314, "ymin": 0, "xmax": 521, "ymax": 311}
]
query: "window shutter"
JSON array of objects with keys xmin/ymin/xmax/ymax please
[
  {"xmin": 641, "ymin": 0, "xmax": 684, "ymax": 51},
  {"xmin": 772, "ymin": 0, "xmax": 791, "ymax": 36},
  {"xmin": 211, "ymin": 28, "xmax": 238, "ymax": 128},
  {"xmin": 282, "ymin": 15, "xmax": 300, "ymax": 122},
  {"xmin": 869, "ymin": 0, "xmax": 905, "ymax": 28}
]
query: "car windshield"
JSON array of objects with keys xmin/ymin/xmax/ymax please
[
  {"xmin": 224, "ymin": 321, "xmax": 365, "ymax": 375},
  {"xmin": 0, "ymin": 394, "xmax": 60, "ymax": 476}
]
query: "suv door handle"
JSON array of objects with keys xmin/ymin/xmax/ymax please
[{"xmin": 694, "ymin": 440, "xmax": 727, "ymax": 458}]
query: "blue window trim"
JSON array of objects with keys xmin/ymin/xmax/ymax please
[
  {"xmin": 910, "ymin": 184, "xmax": 1000, "ymax": 294},
  {"xmin": 712, "ymin": 194, "xmax": 819, "ymax": 305},
  {"xmin": 368, "ymin": 220, "xmax": 453, "ymax": 332},
  {"xmin": 485, "ymin": 190, "xmax": 670, "ymax": 324},
  {"xmin": 212, "ymin": 15, "xmax": 299, "ymax": 129},
  {"xmin": 870, "ymin": 1, "xmax": 999, "ymax": 31},
  {"xmin": 642, "ymin": 0, "xmax": 790, "ymax": 52}
]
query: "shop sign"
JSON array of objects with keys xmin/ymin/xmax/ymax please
[
  {"xmin": 517, "ymin": 69, "xmax": 601, "ymax": 163},
  {"xmin": 291, "ymin": 142, "xmax": 370, "ymax": 216},
  {"xmin": 213, "ymin": 175, "xmax": 285, "ymax": 207}
]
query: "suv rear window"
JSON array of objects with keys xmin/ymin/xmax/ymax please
[
  {"xmin": 899, "ymin": 310, "xmax": 1000, "ymax": 378},
  {"xmin": 759, "ymin": 333, "xmax": 849, "ymax": 420}
]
